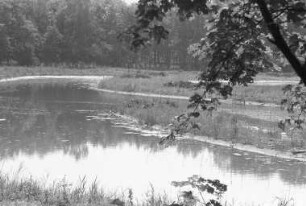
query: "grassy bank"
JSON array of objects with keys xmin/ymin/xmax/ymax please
[
  {"xmin": 0, "ymin": 66, "xmax": 126, "ymax": 78},
  {"xmin": 100, "ymin": 92, "xmax": 305, "ymax": 154},
  {"xmin": 0, "ymin": 66, "xmax": 299, "ymax": 104},
  {"xmin": 97, "ymin": 68, "xmax": 298, "ymax": 104}
]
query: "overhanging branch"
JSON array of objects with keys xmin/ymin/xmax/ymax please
[{"xmin": 256, "ymin": 0, "xmax": 306, "ymax": 86}]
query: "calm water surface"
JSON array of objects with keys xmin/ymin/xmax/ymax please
[{"xmin": 0, "ymin": 83, "xmax": 306, "ymax": 206}]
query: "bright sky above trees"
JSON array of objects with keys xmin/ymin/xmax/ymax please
[{"xmin": 123, "ymin": 0, "xmax": 137, "ymax": 5}]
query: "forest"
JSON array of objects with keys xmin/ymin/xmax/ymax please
[{"xmin": 0, "ymin": 0, "xmax": 209, "ymax": 70}]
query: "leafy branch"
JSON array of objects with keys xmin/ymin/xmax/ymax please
[
  {"xmin": 279, "ymin": 83, "xmax": 306, "ymax": 134},
  {"xmin": 167, "ymin": 175, "xmax": 227, "ymax": 206}
]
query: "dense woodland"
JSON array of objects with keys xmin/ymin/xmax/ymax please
[{"xmin": 0, "ymin": 0, "xmax": 209, "ymax": 70}]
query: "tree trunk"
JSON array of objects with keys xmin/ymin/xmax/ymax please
[{"xmin": 256, "ymin": 0, "xmax": 306, "ymax": 85}]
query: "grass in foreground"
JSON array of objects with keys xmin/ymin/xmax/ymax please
[
  {"xmin": 0, "ymin": 173, "xmax": 171, "ymax": 206},
  {"xmin": 0, "ymin": 172, "xmax": 295, "ymax": 206},
  {"xmin": 0, "ymin": 175, "xmax": 108, "ymax": 206}
]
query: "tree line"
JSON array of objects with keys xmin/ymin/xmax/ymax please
[{"xmin": 0, "ymin": 0, "xmax": 207, "ymax": 70}]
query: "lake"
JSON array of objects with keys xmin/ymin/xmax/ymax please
[{"xmin": 0, "ymin": 82, "xmax": 305, "ymax": 206}]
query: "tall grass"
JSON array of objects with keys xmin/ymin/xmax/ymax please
[
  {"xmin": 99, "ymin": 70, "xmax": 198, "ymax": 97},
  {"xmin": 0, "ymin": 172, "xmax": 173, "ymax": 206},
  {"xmin": 232, "ymin": 85, "xmax": 284, "ymax": 104},
  {"xmin": 0, "ymin": 174, "xmax": 107, "ymax": 206},
  {"xmin": 0, "ymin": 172, "xmax": 295, "ymax": 206},
  {"xmin": 99, "ymin": 69, "xmax": 297, "ymax": 105}
]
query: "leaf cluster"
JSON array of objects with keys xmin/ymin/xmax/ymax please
[
  {"xmin": 128, "ymin": 0, "xmax": 306, "ymax": 142},
  {"xmin": 169, "ymin": 175, "xmax": 227, "ymax": 206},
  {"xmin": 280, "ymin": 83, "xmax": 306, "ymax": 131}
]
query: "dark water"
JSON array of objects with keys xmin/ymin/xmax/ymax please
[{"xmin": 0, "ymin": 83, "xmax": 306, "ymax": 206}]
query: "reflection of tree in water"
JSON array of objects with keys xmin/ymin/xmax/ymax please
[
  {"xmin": 0, "ymin": 107, "xmax": 161, "ymax": 160},
  {"xmin": 173, "ymin": 140, "xmax": 306, "ymax": 186},
  {"xmin": 0, "ymin": 86, "xmax": 161, "ymax": 161},
  {"xmin": 3, "ymin": 83, "xmax": 101, "ymax": 101},
  {"xmin": 277, "ymin": 162, "xmax": 306, "ymax": 185},
  {"xmin": 63, "ymin": 144, "xmax": 89, "ymax": 161},
  {"xmin": 175, "ymin": 140, "xmax": 206, "ymax": 158},
  {"xmin": 209, "ymin": 145, "xmax": 306, "ymax": 186}
]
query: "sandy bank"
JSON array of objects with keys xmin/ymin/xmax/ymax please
[{"xmin": 0, "ymin": 75, "xmax": 113, "ymax": 87}]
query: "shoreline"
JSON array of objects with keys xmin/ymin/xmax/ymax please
[
  {"xmin": 0, "ymin": 75, "xmax": 283, "ymax": 107},
  {"xmin": 93, "ymin": 87, "xmax": 281, "ymax": 107},
  {"xmin": 188, "ymin": 135, "xmax": 306, "ymax": 162},
  {"xmin": 0, "ymin": 75, "xmax": 305, "ymax": 162},
  {"xmin": 99, "ymin": 112, "xmax": 306, "ymax": 162}
]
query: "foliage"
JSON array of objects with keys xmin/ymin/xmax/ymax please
[
  {"xmin": 0, "ymin": 0, "xmax": 208, "ymax": 70},
  {"xmin": 280, "ymin": 83, "xmax": 306, "ymax": 133},
  {"xmin": 163, "ymin": 81, "xmax": 195, "ymax": 89},
  {"xmin": 169, "ymin": 175, "xmax": 227, "ymax": 206},
  {"xmin": 128, "ymin": 0, "xmax": 306, "ymax": 82},
  {"xmin": 0, "ymin": 0, "xmax": 130, "ymax": 66},
  {"xmin": 125, "ymin": 0, "xmax": 306, "ymax": 142},
  {"xmin": 0, "ymin": 0, "xmax": 42, "ymax": 65},
  {"xmin": 0, "ymin": 26, "xmax": 11, "ymax": 63},
  {"xmin": 41, "ymin": 25, "xmax": 63, "ymax": 64}
]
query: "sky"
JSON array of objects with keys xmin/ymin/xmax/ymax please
[{"xmin": 123, "ymin": 0, "xmax": 138, "ymax": 5}]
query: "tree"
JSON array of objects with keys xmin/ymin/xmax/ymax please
[
  {"xmin": 56, "ymin": 0, "xmax": 93, "ymax": 64},
  {"xmin": 1, "ymin": 0, "xmax": 216, "ymax": 68},
  {"xmin": 124, "ymin": 0, "xmax": 306, "ymax": 137},
  {"xmin": 0, "ymin": 25, "xmax": 11, "ymax": 64},
  {"xmin": 42, "ymin": 25, "xmax": 63, "ymax": 64},
  {"xmin": 128, "ymin": 0, "xmax": 306, "ymax": 82},
  {"xmin": 13, "ymin": 19, "xmax": 42, "ymax": 66},
  {"xmin": 0, "ymin": 0, "xmax": 42, "ymax": 66},
  {"xmin": 0, "ymin": 1, "xmax": 12, "ymax": 64}
]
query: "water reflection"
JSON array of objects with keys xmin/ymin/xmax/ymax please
[
  {"xmin": 0, "ymin": 102, "xmax": 160, "ymax": 160},
  {"xmin": 0, "ymin": 83, "xmax": 306, "ymax": 206}
]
